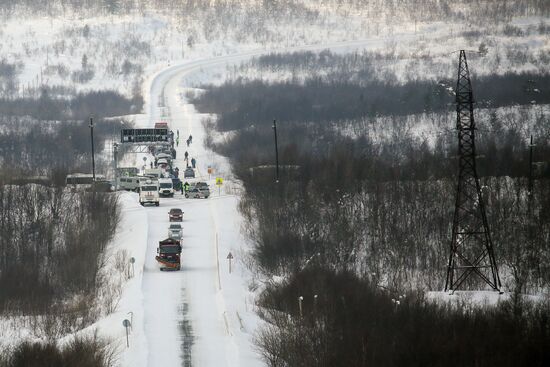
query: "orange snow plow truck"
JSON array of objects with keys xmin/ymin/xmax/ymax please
[{"xmin": 156, "ymin": 238, "xmax": 182, "ymax": 271}]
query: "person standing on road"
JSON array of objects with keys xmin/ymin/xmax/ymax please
[
  {"xmin": 191, "ymin": 157, "xmax": 196, "ymax": 169},
  {"xmin": 176, "ymin": 136, "xmax": 180, "ymax": 147}
]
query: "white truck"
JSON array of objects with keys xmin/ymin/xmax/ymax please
[
  {"xmin": 144, "ymin": 168, "xmax": 162, "ymax": 179},
  {"xmin": 139, "ymin": 180, "xmax": 160, "ymax": 206},
  {"xmin": 158, "ymin": 177, "xmax": 174, "ymax": 197}
]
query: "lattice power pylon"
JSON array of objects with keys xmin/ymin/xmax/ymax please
[{"xmin": 444, "ymin": 50, "xmax": 502, "ymax": 292}]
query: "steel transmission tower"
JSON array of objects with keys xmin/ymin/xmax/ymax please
[{"xmin": 445, "ymin": 50, "xmax": 502, "ymax": 292}]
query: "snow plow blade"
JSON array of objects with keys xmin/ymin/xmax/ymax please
[{"xmin": 155, "ymin": 256, "xmax": 181, "ymax": 270}]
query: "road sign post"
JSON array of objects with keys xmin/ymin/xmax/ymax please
[
  {"xmin": 122, "ymin": 319, "xmax": 131, "ymax": 347},
  {"xmin": 216, "ymin": 177, "xmax": 223, "ymax": 196},
  {"xmin": 130, "ymin": 257, "xmax": 135, "ymax": 278},
  {"xmin": 227, "ymin": 252, "xmax": 234, "ymax": 274}
]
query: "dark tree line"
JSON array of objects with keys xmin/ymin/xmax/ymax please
[
  {"xmin": 0, "ymin": 115, "xmax": 130, "ymax": 177},
  {"xmin": 256, "ymin": 268, "xmax": 550, "ymax": 367},
  {"xmin": 194, "ymin": 72, "xmax": 550, "ymax": 132},
  {"xmin": 0, "ymin": 86, "xmax": 136, "ymax": 178},
  {"xmin": 0, "ymin": 88, "xmax": 142, "ymax": 121}
]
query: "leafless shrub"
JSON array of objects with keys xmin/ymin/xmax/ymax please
[{"xmin": 0, "ymin": 331, "xmax": 115, "ymax": 367}]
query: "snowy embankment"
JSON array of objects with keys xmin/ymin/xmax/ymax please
[{"xmin": 65, "ymin": 192, "xmax": 149, "ymax": 365}]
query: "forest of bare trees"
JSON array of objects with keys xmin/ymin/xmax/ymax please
[
  {"xmin": 0, "ymin": 185, "xmax": 120, "ymax": 334},
  {"xmin": 195, "ymin": 49, "xmax": 550, "ymax": 365}
]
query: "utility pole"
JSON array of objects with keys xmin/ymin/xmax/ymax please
[
  {"xmin": 444, "ymin": 50, "xmax": 501, "ymax": 293},
  {"xmin": 113, "ymin": 142, "xmax": 119, "ymax": 190},
  {"xmin": 90, "ymin": 116, "xmax": 96, "ymax": 181},
  {"xmin": 272, "ymin": 119, "xmax": 280, "ymax": 183},
  {"xmin": 528, "ymin": 135, "xmax": 534, "ymax": 200},
  {"xmin": 527, "ymin": 135, "xmax": 537, "ymax": 284}
]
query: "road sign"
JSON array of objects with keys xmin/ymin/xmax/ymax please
[
  {"xmin": 120, "ymin": 128, "xmax": 169, "ymax": 143},
  {"xmin": 216, "ymin": 177, "xmax": 223, "ymax": 186},
  {"xmin": 208, "ymin": 166, "xmax": 213, "ymax": 174}
]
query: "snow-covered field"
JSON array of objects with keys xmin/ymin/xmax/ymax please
[{"xmin": 1, "ymin": 2, "xmax": 549, "ymax": 364}]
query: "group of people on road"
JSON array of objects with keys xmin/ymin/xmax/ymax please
[
  {"xmin": 175, "ymin": 130, "xmax": 193, "ymax": 148},
  {"xmin": 183, "ymin": 151, "xmax": 197, "ymax": 168},
  {"xmin": 175, "ymin": 130, "xmax": 196, "ymax": 194}
]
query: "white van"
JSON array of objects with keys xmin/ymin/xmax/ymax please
[
  {"xmin": 158, "ymin": 177, "xmax": 174, "ymax": 197},
  {"xmin": 139, "ymin": 180, "xmax": 160, "ymax": 206},
  {"xmin": 117, "ymin": 176, "xmax": 142, "ymax": 191}
]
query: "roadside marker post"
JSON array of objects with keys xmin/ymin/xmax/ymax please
[
  {"xmin": 129, "ymin": 257, "xmax": 135, "ymax": 278},
  {"xmin": 227, "ymin": 252, "xmax": 234, "ymax": 274},
  {"xmin": 122, "ymin": 319, "xmax": 131, "ymax": 347}
]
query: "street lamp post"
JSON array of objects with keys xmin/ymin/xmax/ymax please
[
  {"xmin": 90, "ymin": 116, "xmax": 96, "ymax": 181},
  {"xmin": 272, "ymin": 119, "xmax": 280, "ymax": 183}
]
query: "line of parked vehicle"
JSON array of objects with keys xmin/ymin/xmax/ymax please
[
  {"xmin": 122, "ymin": 128, "xmax": 209, "ymax": 271},
  {"xmin": 155, "ymin": 208, "xmax": 184, "ymax": 271}
]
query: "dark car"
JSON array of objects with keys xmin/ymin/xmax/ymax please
[
  {"xmin": 168, "ymin": 208, "xmax": 183, "ymax": 222},
  {"xmin": 184, "ymin": 167, "xmax": 195, "ymax": 178}
]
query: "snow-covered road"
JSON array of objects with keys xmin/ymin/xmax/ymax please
[
  {"xmin": 138, "ymin": 34, "xmax": 428, "ymax": 367},
  {"xmin": 141, "ymin": 55, "xmax": 265, "ymax": 367}
]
